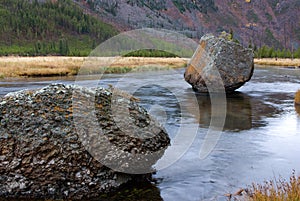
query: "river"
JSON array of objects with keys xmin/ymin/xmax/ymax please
[{"xmin": 0, "ymin": 66, "xmax": 300, "ymax": 200}]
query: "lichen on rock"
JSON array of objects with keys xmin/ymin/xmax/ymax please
[
  {"xmin": 0, "ymin": 84, "xmax": 170, "ymax": 199},
  {"xmin": 184, "ymin": 34, "xmax": 254, "ymax": 93}
]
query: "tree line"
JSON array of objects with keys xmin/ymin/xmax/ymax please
[
  {"xmin": 0, "ymin": 0, "xmax": 118, "ymax": 56},
  {"xmin": 224, "ymin": 31, "xmax": 300, "ymax": 59},
  {"xmin": 254, "ymin": 45, "xmax": 300, "ymax": 59}
]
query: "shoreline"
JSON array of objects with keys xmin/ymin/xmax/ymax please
[
  {"xmin": 254, "ymin": 58, "xmax": 300, "ymax": 67},
  {"xmin": 0, "ymin": 56, "xmax": 299, "ymax": 78}
]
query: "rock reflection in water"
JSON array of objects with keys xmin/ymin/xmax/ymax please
[{"xmin": 194, "ymin": 92, "xmax": 279, "ymax": 131}]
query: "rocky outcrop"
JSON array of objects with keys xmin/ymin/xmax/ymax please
[
  {"xmin": 0, "ymin": 84, "xmax": 170, "ymax": 199},
  {"xmin": 184, "ymin": 34, "xmax": 254, "ymax": 93},
  {"xmin": 76, "ymin": 0, "xmax": 300, "ymax": 49}
]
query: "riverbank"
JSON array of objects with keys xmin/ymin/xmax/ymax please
[
  {"xmin": 254, "ymin": 58, "xmax": 300, "ymax": 67},
  {"xmin": 0, "ymin": 56, "xmax": 188, "ymax": 78},
  {"xmin": 0, "ymin": 57, "xmax": 299, "ymax": 78}
]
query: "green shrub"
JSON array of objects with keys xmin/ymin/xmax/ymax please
[{"xmin": 124, "ymin": 49, "xmax": 177, "ymax": 57}]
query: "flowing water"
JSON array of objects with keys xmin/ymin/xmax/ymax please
[{"xmin": 1, "ymin": 66, "xmax": 300, "ymax": 200}]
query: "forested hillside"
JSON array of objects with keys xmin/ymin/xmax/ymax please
[{"xmin": 0, "ymin": 0, "xmax": 118, "ymax": 56}]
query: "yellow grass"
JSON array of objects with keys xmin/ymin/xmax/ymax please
[
  {"xmin": 0, "ymin": 56, "xmax": 84, "ymax": 77},
  {"xmin": 249, "ymin": 172, "xmax": 300, "ymax": 201},
  {"xmin": 0, "ymin": 56, "xmax": 188, "ymax": 78},
  {"xmin": 254, "ymin": 58, "xmax": 300, "ymax": 67}
]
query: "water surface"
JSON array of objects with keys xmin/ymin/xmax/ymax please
[{"xmin": 1, "ymin": 66, "xmax": 300, "ymax": 200}]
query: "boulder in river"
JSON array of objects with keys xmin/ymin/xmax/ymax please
[
  {"xmin": 0, "ymin": 84, "xmax": 170, "ymax": 199},
  {"xmin": 184, "ymin": 34, "xmax": 254, "ymax": 93}
]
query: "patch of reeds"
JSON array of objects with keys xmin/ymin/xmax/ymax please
[{"xmin": 248, "ymin": 171, "xmax": 300, "ymax": 201}]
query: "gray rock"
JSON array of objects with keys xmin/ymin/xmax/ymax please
[
  {"xmin": 184, "ymin": 34, "xmax": 254, "ymax": 93},
  {"xmin": 0, "ymin": 84, "xmax": 170, "ymax": 199}
]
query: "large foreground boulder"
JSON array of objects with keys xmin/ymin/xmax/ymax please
[
  {"xmin": 0, "ymin": 84, "xmax": 170, "ymax": 199},
  {"xmin": 184, "ymin": 34, "xmax": 254, "ymax": 93}
]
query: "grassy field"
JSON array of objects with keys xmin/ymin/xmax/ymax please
[
  {"xmin": 1, "ymin": 57, "xmax": 299, "ymax": 78},
  {"xmin": 0, "ymin": 56, "xmax": 188, "ymax": 78},
  {"xmin": 254, "ymin": 58, "xmax": 300, "ymax": 67}
]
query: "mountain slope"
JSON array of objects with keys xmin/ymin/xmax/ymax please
[
  {"xmin": 77, "ymin": 0, "xmax": 300, "ymax": 49},
  {"xmin": 0, "ymin": 0, "xmax": 118, "ymax": 56}
]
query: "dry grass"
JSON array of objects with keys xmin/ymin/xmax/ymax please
[
  {"xmin": 247, "ymin": 172, "xmax": 300, "ymax": 201},
  {"xmin": 0, "ymin": 56, "xmax": 84, "ymax": 77},
  {"xmin": 1, "ymin": 56, "xmax": 298, "ymax": 78},
  {"xmin": 254, "ymin": 58, "xmax": 300, "ymax": 67},
  {"xmin": 0, "ymin": 56, "xmax": 188, "ymax": 78}
]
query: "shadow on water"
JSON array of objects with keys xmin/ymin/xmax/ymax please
[{"xmin": 192, "ymin": 91, "xmax": 281, "ymax": 131}]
